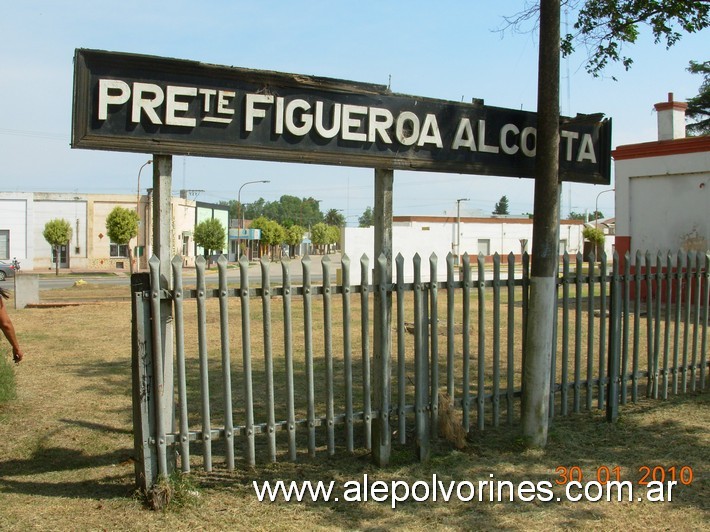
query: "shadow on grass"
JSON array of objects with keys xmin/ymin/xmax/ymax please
[
  {"xmin": 180, "ymin": 392, "xmax": 709, "ymax": 530},
  {"xmin": 0, "ymin": 445, "xmax": 135, "ymax": 499}
]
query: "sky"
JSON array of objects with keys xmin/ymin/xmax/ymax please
[{"xmin": 2, "ymin": 1, "xmax": 708, "ymax": 224}]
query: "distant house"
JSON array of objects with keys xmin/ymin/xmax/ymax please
[
  {"xmin": 614, "ymin": 93, "xmax": 710, "ymax": 263},
  {"xmin": 0, "ymin": 191, "xmax": 198, "ymax": 271},
  {"xmin": 343, "ymin": 215, "xmax": 585, "ymax": 283}
]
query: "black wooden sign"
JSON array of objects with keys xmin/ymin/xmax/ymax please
[{"xmin": 72, "ymin": 49, "xmax": 611, "ymax": 184}]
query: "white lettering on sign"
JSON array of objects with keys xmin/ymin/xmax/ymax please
[
  {"xmin": 98, "ymin": 79, "xmax": 131, "ymax": 120},
  {"xmin": 500, "ymin": 124, "xmax": 520, "ymax": 155},
  {"xmin": 285, "ymin": 99, "xmax": 313, "ymax": 136},
  {"xmin": 577, "ymin": 134, "xmax": 597, "ymax": 163},
  {"xmin": 245, "ymin": 94, "xmax": 274, "ymax": 132},
  {"xmin": 368, "ymin": 107, "xmax": 394, "ymax": 143},
  {"xmin": 166, "ymin": 85, "xmax": 197, "ymax": 127},
  {"xmin": 315, "ymin": 101, "xmax": 340, "ymax": 138},
  {"xmin": 132, "ymin": 83, "xmax": 164, "ymax": 124},
  {"xmin": 94, "ymin": 78, "xmax": 598, "ymax": 165}
]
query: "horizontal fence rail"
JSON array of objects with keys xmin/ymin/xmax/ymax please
[{"xmin": 131, "ymin": 250, "xmax": 710, "ymax": 487}]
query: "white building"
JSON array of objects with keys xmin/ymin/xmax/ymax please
[
  {"xmin": 614, "ymin": 93, "xmax": 710, "ymax": 261},
  {"xmin": 0, "ymin": 192, "xmax": 200, "ymax": 271},
  {"xmin": 343, "ymin": 215, "xmax": 585, "ymax": 283}
]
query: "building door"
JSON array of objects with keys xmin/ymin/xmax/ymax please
[
  {"xmin": 52, "ymin": 244, "xmax": 69, "ymax": 268},
  {"xmin": 477, "ymin": 239, "xmax": 491, "ymax": 256}
]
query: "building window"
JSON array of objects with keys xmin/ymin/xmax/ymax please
[
  {"xmin": 477, "ymin": 239, "xmax": 491, "ymax": 256},
  {"xmin": 110, "ymin": 241, "xmax": 129, "ymax": 258},
  {"xmin": 182, "ymin": 235, "xmax": 190, "ymax": 256},
  {"xmin": 0, "ymin": 230, "xmax": 8, "ymax": 260}
]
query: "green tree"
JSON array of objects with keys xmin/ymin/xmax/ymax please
[
  {"xmin": 582, "ymin": 226, "xmax": 606, "ymax": 258},
  {"xmin": 358, "ymin": 206, "xmax": 374, "ymax": 227},
  {"xmin": 105, "ymin": 206, "xmax": 140, "ymax": 273},
  {"xmin": 251, "ymin": 216, "xmax": 286, "ymax": 259},
  {"xmin": 568, "ymin": 210, "xmax": 603, "ymax": 221},
  {"xmin": 232, "ymin": 195, "xmax": 324, "ymax": 228},
  {"xmin": 493, "ymin": 195, "xmax": 510, "ymax": 215},
  {"xmin": 326, "ymin": 225, "xmax": 341, "ymax": 252},
  {"xmin": 687, "ymin": 60, "xmax": 710, "ymax": 136},
  {"xmin": 324, "ymin": 208, "xmax": 345, "ymax": 227},
  {"xmin": 503, "ymin": 0, "xmax": 709, "ymax": 449},
  {"xmin": 563, "ymin": 1, "xmax": 710, "ymax": 77},
  {"xmin": 242, "ymin": 198, "xmax": 267, "ymax": 222},
  {"xmin": 284, "ymin": 224, "xmax": 306, "ymax": 257},
  {"xmin": 43, "ymin": 218, "xmax": 73, "ymax": 276},
  {"xmin": 505, "ymin": 1, "xmax": 710, "ymax": 78},
  {"xmin": 193, "ymin": 218, "xmax": 226, "ymax": 268},
  {"xmin": 310, "ymin": 222, "xmax": 330, "ymax": 253},
  {"xmin": 219, "ymin": 199, "xmax": 239, "ymax": 221}
]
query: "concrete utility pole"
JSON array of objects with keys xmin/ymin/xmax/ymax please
[{"xmin": 521, "ymin": 0, "xmax": 560, "ymax": 448}]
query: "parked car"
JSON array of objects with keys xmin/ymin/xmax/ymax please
[{"xmin": 0, "ymin": 260, "xmax": 16, "ymax": 281}]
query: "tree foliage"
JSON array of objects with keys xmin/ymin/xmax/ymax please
[
  {"xmin": 568, "ymin": 210, "xmax": 603, "ymax": 221},
  {"xmin": 504, "ymin": 1, "xmax": 710, "ymax": 78},
  {"xmin": 284, "ymin": 224, "xmax": 306, "ymax": 247},
  {"xmin": 225, "ymin": 195, "xmax": 324, "ymax": 228},
  {"xmin": 324, "ymin": 208, "xmax": 345, "ymax": 227},
  {"xmin": 43, "ymin": 219, "xmax": 73, "ymax": 247},
  {"xmin": 358, "ymin": 206, "xmax": 374, "ymax": 227},
  {"xmin": 493, "ymin": 195, "xmax": 510, "ymax": 215},
  {"xmin": 582, "ymin": 225, "xmax": 605, "ymax": 245},
  {"xmin": 193, "ymin": 218, "xmax": 226, "ymax": 265},
  {"xmin": 686, "ymin": 60, "xmax": 710, "ymax": 136},
  {"xmin": 251, "ymin": 216, "xmax": 286, "ymax": 259},
  {"xmin": 283, "ymin": 224, "xmax": 306, "ymax": 257},
  {"xmin": 310, "ymin": 222, "xmax": 340, "ymax": 252},
  {"xmin": 105, "ymin": 206, "xmax": 140, "ymax": 273},
  {"xmin": 43, "ymin": 219, "xmax": 73, "ymax": 275},
  {"xmin": 564, "ymin": 0, "xmax": 710, "ymax": 77},
  {"xmin": 106, "ymin": 207, "xmax": 139, "ymax": 245}
]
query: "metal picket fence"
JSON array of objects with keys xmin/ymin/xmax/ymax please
[{"xmin": 131, "ymin": 250, "xmax": 709, "ymax": 489}]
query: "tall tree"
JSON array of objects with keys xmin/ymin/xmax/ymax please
[
  {"xmin": 324, "ymin": 208, "xmax": 346, "ymax": 227},
  {"xmin": 504, "ymin": 1, "xmax": 710, "ymax": 78},
  {"xmin": 310, "ymin": 222, "xmax": 330, "ymax": 254},
  {"xmin": 193, "ymin": 218, "xmax": 226, "ymax": 268},
  {"xmin": 105, "ymin": 206, "xmax": 140, "ymax": 274},
  {"xmin": 358, "ymin": 206, "xmax": 374, "ymax": 227},
  {"xmin": 493, "ymin": 195, "xmax": 510, "ymax": 215},
  {"xmin": 251, "ymin": 216, "xmax": 286, "ymax": 259},
  {"xmin": 686, "ymin": 60, "xmax": 710, "ymax": 136},
  {"xmin": 563, "ymin": 0, "xmax": 710, "ymax": 77},
  {"xmin": 507, "ymin": 0, "xmax": 710, "ymax": 450},
  {"xmin": 284, "ymin": 224, "xmax": 306, "ymax": 257},
  {"xmin": 43, "ymin": 219, "xmax": 73, "ymax": 276}
]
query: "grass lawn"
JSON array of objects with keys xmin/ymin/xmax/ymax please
[{"xmin": 0, "ymin": 286, "xmax": 707, "ymax": 530}]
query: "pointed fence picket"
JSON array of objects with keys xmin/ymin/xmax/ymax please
[{"xmin": 131, "ymin": 250, "xmax": 710, "ymax": 489}]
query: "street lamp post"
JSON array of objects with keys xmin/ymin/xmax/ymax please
[
  {"xmin": 136, "ymin": 159, "xmax": 152, "ymax": 269},
  {"xmin": 594, "ymin": 188, "xmax": 614, "ymax": 228},
  {"xmin": 136, "ymin": 159, "xmax": 153, "ymax": 212},
  {"xmin": 455, "ymin": 198, "xmax": 469, "ymax": 266},
  {"xmin": 237, "ymin": 180, "xmax": 270, "ymax": 259}
]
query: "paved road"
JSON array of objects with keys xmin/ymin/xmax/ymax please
[{"xmin": 30, "ymin": 254, "xmax": 342, "ymax": 290}]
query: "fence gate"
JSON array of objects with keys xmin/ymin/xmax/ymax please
[{"xmin": 131, "ymin": 250, "xmax": 709, "ymax": 490}]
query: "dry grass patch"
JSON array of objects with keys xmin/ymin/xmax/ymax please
[{"xmin": 0, "ymin": 287, "xmax": 707, "ymax": 530}]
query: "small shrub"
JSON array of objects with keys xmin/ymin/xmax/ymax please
[{"xmin": 0, "ymin": 355, "xmax": 17, "ymax": 404}]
